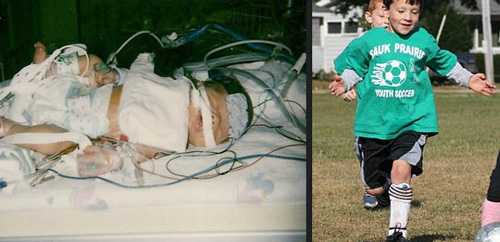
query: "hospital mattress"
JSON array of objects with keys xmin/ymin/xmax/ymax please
[{"xmin": 0, "ymin": 125, "xmax": 306, "ymax": 241}]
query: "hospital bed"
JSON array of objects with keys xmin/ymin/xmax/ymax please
[{"xmin": 0, "ymin": 26, "xmax": 306, "ymax": 242}]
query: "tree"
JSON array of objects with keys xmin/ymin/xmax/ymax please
[{"xmin": 419, "ymin": 2, "xmax": 472, "ymax": 52}]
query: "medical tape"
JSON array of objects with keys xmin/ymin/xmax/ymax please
[
  {"xmin": 1, "ymin": 132, "xmax": 92, "ymax": 154},
  {"xmin": 191, "ymin": 85, "xmax": 216, "ymax": 147},
  {"xmin": 198, "ymin": 85, "xmax": 216, "ymax": 147}
]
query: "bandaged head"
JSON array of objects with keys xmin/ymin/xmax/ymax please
[
  {"xmin": 188, "ymin": 80, "xmax": 252, "ymax": 148},
  {"xmin": 226, "ymin": 93, "xmax": 249, "ymax": 140}
]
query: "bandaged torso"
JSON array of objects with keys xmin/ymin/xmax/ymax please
[{"xmin": 118, "ymin": 53, "xmax": 191, "ymax": 152}]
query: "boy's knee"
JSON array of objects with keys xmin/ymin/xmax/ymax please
[{"xmin": 391, "ymin": 159, "xmax": 412, "ymax": 183}]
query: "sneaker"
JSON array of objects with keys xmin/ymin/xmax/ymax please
[
  {"xmin": 385, "ymin": 231, "xmax": 408, "ymax": 242},
  {"xmin": 376, "ymin": 189, "xmax": 390, "ymax": 208},
  {"xmin": 363, "ymin": 192, "xmax": 390, "ymax": 210},
  {"xmin": 363, "ymin": 193, "xmax": 379, "ymax": 209}
]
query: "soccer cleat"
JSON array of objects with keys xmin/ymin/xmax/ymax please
[
  {"xmin": 385, "ymin": 231, "xmax": 409, "ymax": 242},
  {"xmin": 363, "ymin": 193, "xmax": 379, "ymax": 209}
]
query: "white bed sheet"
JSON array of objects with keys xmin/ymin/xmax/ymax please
[{"xmin": 0, "ymin": 126, "xmax": 306, "ymax": 241}]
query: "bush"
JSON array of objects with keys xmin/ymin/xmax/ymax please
[
  {"xmin": 420, "ymin": 3, "xmax": 472, "ymax": 53},
  {"xmin": 313, "ymin": 69, "xmax": 335, "ymax": 81},
  {"xmin": 473, "ymin": 54, "xmax": 500, "ymax": 83}
]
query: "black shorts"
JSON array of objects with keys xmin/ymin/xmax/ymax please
[
  {"xmin": 487, "ymin": 150, "xmax": 500, "ymax": 202},
  {"xmin": 355, "ymin": 131, "xmax": 427, "ymax": 189}
]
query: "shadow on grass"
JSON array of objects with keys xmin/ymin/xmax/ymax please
[
  {"xmin": 411, "ymin": 199, "xmax": 422, "ymax": 208},
  {"xmin": 362, "ymin": 199, "xmax": 423, "ymax": 212},
  {"xmin": 359, "ymin": 234, "xmax": 455, "ymax": 242},
  {"xmin": 409, "ymin": 234, "xmax": 456, "ymax": 241}
]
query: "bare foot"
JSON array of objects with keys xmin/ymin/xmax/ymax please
[
  {"xmin": 0, "ymin": 117, "xmax": 15, "ymax": 138},
  {"xmin": 33, "ymin": 41, "xmax": 48, "ymax": 64}
]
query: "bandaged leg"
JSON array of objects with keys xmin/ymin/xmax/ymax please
[
  {"xmin": 77, "ymin": 145, "xmax": 123, "ymax": 177},
  {"xmin": 0, "ymin": 117, "xmax": 10, "ymax": 137},
  {"xmin": 388, "ymin": 183, "xmax": 412, "ymax": 238}
]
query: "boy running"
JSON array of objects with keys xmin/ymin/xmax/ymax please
[
  {"xmin": 329, "ymin": 0, "xmax": 496, "ymax": 241},
  {"xmin": 333, "ymin": 0, "xmax": 392, "ymax": 210},
  {"xmin": 336, "ymin": 0, "xmax": 389, "ymax": 102}
]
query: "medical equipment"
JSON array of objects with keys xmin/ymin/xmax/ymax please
[
  {"xmin": 106, "ymin": 30, "xmax": 164, "ymax": 66},
  {"xmin": 0, "ymin": 25, "xmax": 305, "ymax": 189},
  {"xmin": 30, "ymin": 144, "xmax": 78, "ymax": 186},
  {"xmin": 190, "ymin": 83, "xmax": 217, "ymax": 148},
  {"xmin": 105, "ymin": 25, "xmax": 306, "ymax": 139}
]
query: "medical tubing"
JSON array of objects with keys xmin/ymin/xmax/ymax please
[
  {"xmin": 162, "ymin": 24, "xmax": 272, "ymax": 53},
  {"xmin": 215, "ymin": 67, "xmax": 305, "ymax": 134},
  {"xmin": 182, "ymin": 52, "xmax": 270, "ymax": 73},
  {"xmin": 251, "ymin": 98, "xmax": 305, "ymax": 143},
  {"xmin": 106, "ymin": 30, "xmax": 164, "ymax": 65},
  {"xmin": 164, "ymin": 143, "xmax": 305, "ymax": 180},
  {"xmin": 280, "ymin": 53, "xmax": 306, "ymax": 98},
  {"xmin": 48, "ymin": 149, "xmax": 304, "ymax": 189},
  {"xmin": 203, "ymin": 40, "xmax": 292, "ymax": 66},
  {"xmin": 258, "ymin": 114, "xmax": 305, "ymax": 142}
]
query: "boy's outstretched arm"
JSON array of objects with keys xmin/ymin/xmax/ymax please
[
  {"xmin": 329, "ymin": 75, "xmax": 346, "ymax": 96},
  {"xmin": 468, "ymin": 73, "xmax": 497, "ymax": 96}
]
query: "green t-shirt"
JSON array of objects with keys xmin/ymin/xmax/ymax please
[{"xmin": 335, "ymin": 27, "xmax": 458, "ymax": 139}]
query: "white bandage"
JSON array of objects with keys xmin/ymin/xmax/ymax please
[
  {"xmin": 191, "ymin": 85, "xmax": 216, "ymax": 148},
  {"xmin": 226, "ymin": 93, "xmax": 248, "ymax": 139}
]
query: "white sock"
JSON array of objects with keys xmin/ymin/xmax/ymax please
[{"xmin": 388, "ymin": 183, "xmax": 413, "ymax": 238}]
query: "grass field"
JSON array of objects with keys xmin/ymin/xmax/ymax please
[{"xmin": 312, "ymin": 91, "xmax": 500, "ymax": 242}]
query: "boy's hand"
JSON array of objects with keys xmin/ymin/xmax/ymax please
[
  {"xmin": 328, "ymin": 75, "xmax": 346, "ymax": 96},
  {"xmin": 342, "ymin": 89, "xmax": 357, "ymax": 102},
  {"xmin": 468, "ymin": 73, "xmax": 496, "ymax": 96}
]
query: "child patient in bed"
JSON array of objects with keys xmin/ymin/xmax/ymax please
[{"xmin": 0, "ymin": 52, "xmax": 254, "ymax": 177}]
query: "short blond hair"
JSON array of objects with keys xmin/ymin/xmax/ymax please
[{"xmin": 367, "ymin": 0, "xmax": 385, "ymax": 12}]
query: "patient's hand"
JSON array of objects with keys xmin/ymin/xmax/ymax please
[
  {"xmin": 33, "ymin": 42, "xmax": 48, "ymax": 64},
  {"xmin": 77, "ymin": 145, "xmax": 123, "ymax": 177}
]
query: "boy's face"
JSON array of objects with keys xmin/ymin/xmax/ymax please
[
  {"xmin": 365, "ymin": 2, "xmax": 388, "ymax": 28},
  {"xmin": 387, "ymin": 0, "xmax": 420, "ymax": 35}
]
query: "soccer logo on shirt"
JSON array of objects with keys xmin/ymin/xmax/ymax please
[{"xmin": 371, "ymin": 60, "xmax": 408, "ymax": 87}]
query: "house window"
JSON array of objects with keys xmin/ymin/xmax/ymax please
[
  {"xmin": 327, "ymin": 22, "xmax": 342, "ymax": 34},
  {"xmin": 344, "ymin": 21, "xmax": 359, "ymax": 34}
]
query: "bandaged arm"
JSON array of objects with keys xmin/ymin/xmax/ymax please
[
  {"xmin": 426, "ymin": 38, "xmax": 473, "ymax": 88},
  {"xmin": 334, "ymin": 38, "xmax": 370, "ymax": 91}
]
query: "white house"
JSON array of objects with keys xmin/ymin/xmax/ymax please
[
  {"xmin": 312, "ymin": 2, "xmax": 363, "ymax": 74},
  {"xmin": 454, "ymin": 0, "xmax": 500, "ymax": 54},
  {"xmin": 312, "ymin": 0, "xmax": 500, "ymax": 75}
]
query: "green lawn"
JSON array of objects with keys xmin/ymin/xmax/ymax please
[{"xmin": 313, "ymin": 92, "xmax": 500, "ymax": 242}]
